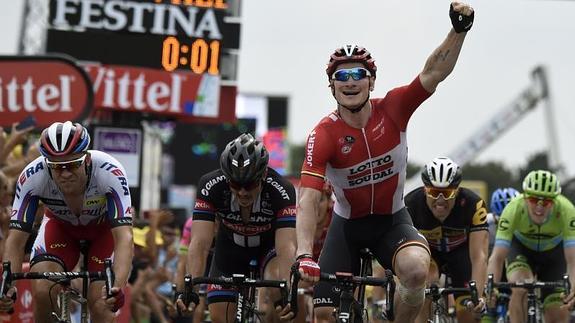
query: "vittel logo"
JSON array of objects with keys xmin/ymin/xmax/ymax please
[{"xmin": 0, "ymin": 75, "xmax": 74, "ymax": 112}]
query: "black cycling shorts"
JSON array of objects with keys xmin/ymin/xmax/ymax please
[
  {"xmin": 506, "ymin": 238, "xmax": 566, "ymax": 305},
  {"xmin": 313, "ymin": 208, "xmax": 429, "ymax": 308}
]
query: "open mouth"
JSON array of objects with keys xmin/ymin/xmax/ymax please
[{"xmin": 342, "ymin": 90, "xmax": 360, "ymax": 96}]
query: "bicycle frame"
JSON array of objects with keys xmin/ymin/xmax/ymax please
[
  {"xmin": 1, "ymin": 259, "xmax": 115, "ymax": 323},
  {"xmin": 186, "ymin": 275, "xmax": 288, "ymax": 323},
  {"xmin": 289, "ymin": 266, "xmax": 395, "ymax": 323},
  {"xmin": 485, "ymin": 273, "xmax": 570, "ymax": 323},
  {"xmin": 425, "ymin": 281, "xmax": 479, "ymax": 323}
]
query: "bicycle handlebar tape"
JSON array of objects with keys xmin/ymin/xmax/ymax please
[
  {"xmin": 289, "ymin": 263, "xmax": 301, "ymax": 317},
  {"xmin": 449, "ymin": 3, "xmax": 474, "ymax": 33},
  {"xmin": 469, "ymin": 281, "xmax": 479, "ymax": 306}
]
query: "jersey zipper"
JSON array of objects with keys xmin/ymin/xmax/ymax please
[{"xmin": 361, "ymin": 128, "xmax": 374, "ymax": 214}]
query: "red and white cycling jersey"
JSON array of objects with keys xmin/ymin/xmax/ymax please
[
  {"xmin": 301, "ymin": 76, "xmax": 431, "ymax": 219},
  {"xmin": 10, "ymin": 150, "xmax": 133, "ymax": 232}
]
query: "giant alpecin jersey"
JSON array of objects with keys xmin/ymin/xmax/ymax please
[
  {"xmin": 192, "ymin": 167, "xmax": 296, "ymax": 248},
  {"xmin": 301, "ymin": 76, "xmax": 431, "ymax": 219},
  {"xmin": 10, "ymin": 150, "xmax": 133, "ymax": 232}
]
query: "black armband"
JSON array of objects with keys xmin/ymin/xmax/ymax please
[
  {"xmin": 296, "ymin": 254, "xmax": 314, "ymax": 261},
  {"xmin": 449, "ymin": 3, "xmax": 474, "ymax": 33}
]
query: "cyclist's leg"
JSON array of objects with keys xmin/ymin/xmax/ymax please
[
  {"xmin": 314, "ymin": 214, "xmax": 358, "ymax": 323},
  {"xmin": 375, "ymin": 208, "xmax": 430, "ymax": 323},
  {"xmin": 29, "ymin": 216, "xmax": 80, "ymax": 323},
  {"xmin": 539, "ymin": 244, "xmax": 569, "ymax": 323},
  {"xmin": 414, "ymin": 257, "xmax": 440, "ymax": 323},
  {"xmin": 446, "ymin": 246, "xmax": 476, "ymax": 323},
  {"xmin": 505, "ymin": 240, "xmax": 533, "ymax": 323},
  {"xmin": 369, "ymin": 262, "xmax": 387, "ymax": 323},
  {"xmin": 84, "ymin": 220, "xmax": 115, "ymax": 323}
]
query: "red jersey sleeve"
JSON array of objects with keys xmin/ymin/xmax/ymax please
[
  {"xmin": 300, "ymin": 122, "xmax": 336, "ymax": 190},
  {"xmin": 377, "ymin": 75, "xmax": 432, "ymax": 131}
]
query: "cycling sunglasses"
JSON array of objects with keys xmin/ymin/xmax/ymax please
[
  {"xmin": 331, "ymin": 67, "xmax": 371, "ymax": 82},
  {"xmin": 46, "ymin": 154, "xmax": 87, "ymax": 171},
  {"xmin": 425, "ymin": 186, "xmax": 458, "ymax": 200},
  {"xmin": 228, "ymin": 179, "xmax": 261, "ymax": 191},
  {"xmin": 525, "ymin": 195, "xmax": 554, "ymax": 207}
]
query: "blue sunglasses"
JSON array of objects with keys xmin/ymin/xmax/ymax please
[{"xmin": 332, "ymin": 67, "xmax": 371, "ymax": 82}]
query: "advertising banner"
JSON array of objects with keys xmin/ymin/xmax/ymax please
[{"xmin": 0, "ymin": 55, "xmax": 93, "ymax": 127}]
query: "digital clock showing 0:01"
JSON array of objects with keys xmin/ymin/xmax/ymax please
[{"xmin": 161, "ymin": 36, "xmax": 221, "ymax": 74}]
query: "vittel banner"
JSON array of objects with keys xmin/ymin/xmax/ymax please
[
  {"xmin": 0, "ymin": 55, "xmax": 93, "ymax": 127},
  {"xmin": 82, "ymin": 63, "xmax": 235, "ymax": 122}
]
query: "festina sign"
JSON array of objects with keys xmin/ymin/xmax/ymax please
[
  {"xmin": 49, "ymin": 0, "xmax": 225, "ymax": 39},
  {"xmin": 0, "ymin": 55, "xmax": 93, "ymax": 127},
  {"xmin": 82, "ymin": 63, "xmax": 235, "ymax": 122}
]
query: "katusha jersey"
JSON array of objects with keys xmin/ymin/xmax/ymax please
[
  {"xmin": 10, "ymin": 150, "xmax": 133, "ymax": 232},
  {"xmin": 192, "ymin": 167, "xmax": 296, "ymax": 248},
  {"xmin": 300, "ymin": 76, "xmax": 431, "ymax": 219},
  {"xmin": 495, "ymin": 194, "xmax": 575, "ymax": 252}
]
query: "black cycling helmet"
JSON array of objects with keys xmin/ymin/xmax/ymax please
[
  {"xmin": 220, "ymin": 133, "xmax": 269, "ymax": 185},
  {"xmin": 326, "ymin": 45, "xmax": 377, "ymax": 81}
]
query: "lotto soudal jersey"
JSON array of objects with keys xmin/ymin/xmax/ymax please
[
  {"xmin": 10, "ymin": 150, "xmax": 133, "ymax": 232},
  {"xmin": 405, "ymin": 187, "xmax": 488, "ymax": 252},
  {"xmin": 192, "ymin": 168, "xmax": 296, "ymax": 248},
  {"xmin": 300, "ymin": 76, "xmax": 432, "ymax": 219}
]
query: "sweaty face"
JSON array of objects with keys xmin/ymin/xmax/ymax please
[
  {"xmin": 425, "ymin": 190, "xmax": 458, "ymax": 222},
  {"xmin": 47, "ymin": 153, "xmax": 90, "ymax": 195},
  {"xmin": 230, "ymin": 181, "xmax": 262, "ymax": 208},
  {"xmin": 330, "ymin": 62, "xmax": 374, "ymax": 109},
  {"xmin": 525, "ymin": 196, "xmax": 554, "ymax": 225}
]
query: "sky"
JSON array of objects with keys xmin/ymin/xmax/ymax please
[{"xmin": 2, "ymin": 0, "xmax": 575, "ymax": 179}]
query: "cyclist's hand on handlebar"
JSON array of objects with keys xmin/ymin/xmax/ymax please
[
  {"xmin": 561, "ymin": 289, "xmax": 575, "ymax": 311},
  {"xmin": 174, "ymin": 290, "xmax": 199, "ymax": 316},
  {"xmin": 102, "ymin": 286, "xmax": 125, "ymax": 312},
  {"xmin": 276, "ymin": 302, "xmax": 295, "ymax": 322},
  {"xmin": 0, "ymin": 286, "xmax": 17, "ymax": 313},
  {"xmin": 295, "ymin": 254, "xmax": 320, "ymax": 283},
  {"xmin": 466, "ymin": 297, "xmax": 485, "ymax": 313}
]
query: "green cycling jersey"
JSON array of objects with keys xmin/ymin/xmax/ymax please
[{"xmin": 494, "ymin": 194, "xmax": 575, "ymax": 252}]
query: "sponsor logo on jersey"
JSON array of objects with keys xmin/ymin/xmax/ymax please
[
  {"xmin": 306, "ymin": 130, "xmax": 316, "ymax": 167},
  {"xmin": 51, "ymin": 207, "xmax": 104, "ymax": 217},
  {"xmin": 85, "ymin": 197, "xmax": 106, "ymax": 206},
  {"xmin": 40, "ymin": 198, "xmax": 67, "ymax": 206},
  {"xmin": 23, "ymin": 162, "xmax": 45, "ymax": 180},
  {"xmin": 266, "ymin": 178, "xmax": 291, "ymax": 200},
  {"xmin": 222, "ymin": 221, "xmax": 271, "ymax": 235},
  {"xmin": 341, "ymin": 145, "xmax": 352, "ymax": 154},
  {"xmin": 50, "ymin": 243, "xmax": 67, "ymax": 249},
  {"xmin": 279, "ymin": 206, "xmax": 296, "ymax": 217},
  {"xmin": 313, "ymin": 297, "xmax": 333, "ymax": 305},
  {"xmin": 194, "ymin": 199, "xmax": 212, "ymax": 211},
  {"xmin": 91, "ymin": 255, "xmax": 105, "ymax": 264},
  {"xmin": 347, "ymin": 154, "xmax": 394, "ymax": 187},
  {"xmin": 100, "ymin": 162, "xmax": 130, "ymax": 196},
  {"xmin": 201, "ymin": 175, "xmax": 226, "ymax": 196},
  {"xmin": 222, "ymin": 212, "xmax": 272, "ymax": 223},
  {"xmin": 125, "ymin": 206, "xmax": 135, "ymax": 216}
]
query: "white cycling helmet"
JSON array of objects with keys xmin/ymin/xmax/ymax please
[{"xmin": 421, "ymin": 157, "xmax": 462, "ymax": 188}]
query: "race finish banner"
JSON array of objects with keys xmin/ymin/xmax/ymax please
[
  {"xmin": 0, "ymin": 55, "xmax": 93, "ymax": 127},
  {"xmin": 45, "ymin": 0, "xmax": 241, "ymax": 123}
]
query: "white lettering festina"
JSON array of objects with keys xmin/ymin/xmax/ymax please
[
  {"xmin": 51, "ymin": 0, "xmax": 222, "ymax": 39},
  {"xmin": 0, "ymin": 75, "xmax": 73, "ymax": 112}
]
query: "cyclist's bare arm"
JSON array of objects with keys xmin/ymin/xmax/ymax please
[
  {"xmin": 2, "ymin": 229, "xmax": 29, "ymax": 272},
  {"xmin": 275, "ymin": 227, "xmax": 297, "ymax": 282},
  {"xmin": 419, "ymin": 2, "xmax": 472, "ymax": 92},
  {"xmin": 186, "ymin": 220, "xmax": 215, "ymax": 279},
  {"xmin": 562, "ymin": 246, "xmax": 575, "ymax": 308},
  {"xmin": 295, "ymin": 187, "xmax": 322, "ymax": 258},
  {"xmin": 175, "ymin": 253, "xmax": 187, "ymax": 291},
  {"xmin": 469, "ymin": 230, "xmax": 489, "ymax": 296},
  {"xmin": 487, "ymin": 245, "xmax": 509, "ymax": 283},
  {"xmin": 111, "ymin": 225, "xmax": 134, "ymax": 288}
]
